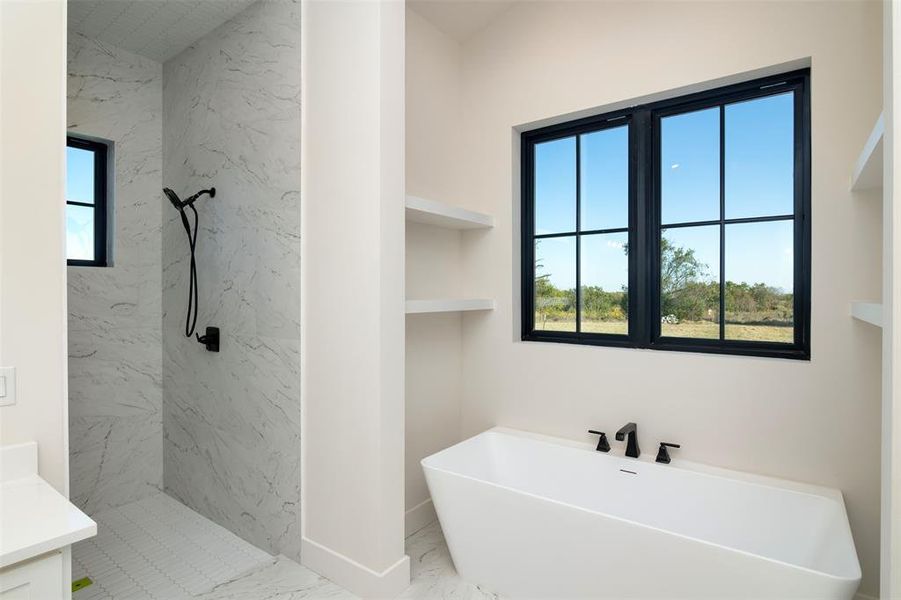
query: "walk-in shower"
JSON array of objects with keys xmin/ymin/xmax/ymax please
[
  {"xmin": 66, "ymin": 1, "xmax": 303, "ymax": 594},
  {"xmin": 164, "ymin": 186, "xmax": 219, "ymax": 352}
]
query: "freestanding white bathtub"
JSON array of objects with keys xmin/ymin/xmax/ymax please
[{"xmin": 423, "ymin": 428, "xmax": 861, "ymax": 599}]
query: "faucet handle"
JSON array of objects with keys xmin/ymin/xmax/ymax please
[
  {"xmin": 588, "ymin": 430, "xmax": 611, "ymax": 453},
  {"xmin": 655, "ymin": 442, "xmax": 681, "ymax": 464}
]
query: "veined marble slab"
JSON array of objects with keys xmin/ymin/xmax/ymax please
[
  {"xmin": 400, "ymin": 521, "xmax": 502, "ymax": 600},
  {"xmin": 67, "ymin": 32, "xmax": 164, "ymax": 515},
  {"xmin": 195, "ymin": 557, "xmax": 354, "ymax": 600},
  {"xmin": 71, "ymin": 493, "xmax": 272, "ymax": 599},
  {"xmin": 161, "ymin": 0, "xmax": 302, "ymax": 563}
]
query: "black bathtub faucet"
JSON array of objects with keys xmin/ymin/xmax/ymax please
[{"xmin": 616, "ymin": 422, "xmax": 640, "ymax": 458}]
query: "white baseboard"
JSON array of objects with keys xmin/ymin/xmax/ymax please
[
  {"xmin": 301, "ymin": 536, "xmax": 410, "ymax": 599},
  {"xmin": 404, "ymin": 498, "xmax": 437, "ymax": 538}
]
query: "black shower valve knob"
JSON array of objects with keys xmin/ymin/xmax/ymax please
[{"xmin": 197, "ymin": 326, "xmax": 220, "ymax": 352}]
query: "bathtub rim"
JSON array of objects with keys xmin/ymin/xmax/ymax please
[{"xmin": 422, "ymin": 426, "xmax": 862, "ymax": 584}]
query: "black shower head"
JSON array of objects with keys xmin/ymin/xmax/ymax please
[
  {"xmin": 163, "ymin": 187, "xmax": 216, "ymax": 211},
  {"xmin": 163, "ymin": 188, "xmax": 182, "ymax": 209}
]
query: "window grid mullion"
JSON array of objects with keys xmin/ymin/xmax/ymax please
[
  {"xmin": 575, "ymin": 134, "xmax": 582, "ymax": 334},
  {"xmin": 719, "ymin": 104, "xmax": 726, "ymax": 342},
  {"xmin": 536, "ymin": 226, "xmax": 629, "ymax": 239},
  {"xmin": 660, "ymin": 213, "xmax": 794, "ymax": 230},
  {"xmin": 631, "ymin": 111, "xmax": 645, "ymax": 346}
]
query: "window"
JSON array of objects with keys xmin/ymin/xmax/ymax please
[
  {"xmin": 66, "ymin": 135, "xmax": 109, "ymax": 266},
  {"xmin": 521, "ymin": 70, "xmax": 810, "ymax": 359}
]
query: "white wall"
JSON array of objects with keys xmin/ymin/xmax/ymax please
[
  {"xmin": 0, "ymin": 0, "xmax": 69, "ymax": 494},
  {"xmin": 301, "ymin": 0, "xmax": 409, "ymax": 596},
  {"xmin": 406, "ymin": 9, "xmax": 464, "ymax": 208},
  {"xmin": 404, "ymin": 8, "xmax": 465, "ymax": 535},
  {"xmin": 456, "ymin": 1, "xmax": 884, "ymax": 596},
  {"xmin": 0, "ymin": 2, "xmax": 70, "ymax": 593},
  {"xmin": 66, "ymin": 33, "xmax": 164, "ymax": 515},
  {"xmin": 405, "ymin": 222, "xmax": 463, "ymax": 533}
]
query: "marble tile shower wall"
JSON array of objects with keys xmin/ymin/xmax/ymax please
[
  {"xmin": 67, "ymin": 33, "xmax": 164, "ymax": 514},
  {"xmin": 161, "ymin": 0, "xmax": 302, "ymax": 561}
]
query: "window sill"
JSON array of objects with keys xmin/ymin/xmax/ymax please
[
  {"xmin": 67, "ymin": 260, "xmax": 109, "ymax": 268},
  {"xmin": 522, "ymin": 331, "xmax": 809, "ymax": 360}
]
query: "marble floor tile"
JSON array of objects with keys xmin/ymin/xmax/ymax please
[
  {"xmin": 74, "ymin": 495, "xmax": 494, "ymax": 600},
  {"xmin": 195, "ymin": 557, "xmax": 355, "ymax": 600},
  {"xmin": 400, "ymin": 521, "xmax": 503, "ymax": 600},
  {"xmin": 72, "ymin": 493, "xmax": 272, "ymax": 600},
  {"xmin": 194, "ymin": 519, "xmax": 499, "ymax": 600}
]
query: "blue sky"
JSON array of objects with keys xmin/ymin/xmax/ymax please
[
  {"xmin": 534, "ymin": 92, "xmax": 794, "ymax": 293},
  {"xmin": 66, "ymin": 146, "xmax": 95, "ymax": 260}
]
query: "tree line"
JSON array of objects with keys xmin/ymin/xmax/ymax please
[{"xmin": 536, "ymin": 237, "xmax": 792, "ymax": 325}]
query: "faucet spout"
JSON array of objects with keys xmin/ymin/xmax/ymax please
[{"xmin": 616, "ymin": 422, "xmax": 640, "ymax": 458}]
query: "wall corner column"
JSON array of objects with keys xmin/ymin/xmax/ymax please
[
  {"xmin": 300, "ymin": 0, "xmax": 408, "ymax": 597},
  {"xmin": 883, "ymin": 0, "xmax": 900, "ymax": 597}
]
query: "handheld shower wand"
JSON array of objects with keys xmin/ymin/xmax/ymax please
[
  {"xmin": 164, "ymin": 187, "xmax": 215, "ymax": 211},
  {"xmin": 164, "ymin": 186, "xmax": 219, "ymax": 352}
]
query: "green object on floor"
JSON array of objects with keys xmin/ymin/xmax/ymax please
[{"xmin": 72, "ymin": 577, "xmax": 93, "ymax": 593}]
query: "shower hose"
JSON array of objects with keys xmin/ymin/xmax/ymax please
[{"xmin": 178, "ymin": 203, "xmax": 200, "ymax": 338}]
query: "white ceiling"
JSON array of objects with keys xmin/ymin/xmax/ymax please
[
  {"xmin": 408, "ymin": 0, "xmax": 517, "ymax": 42},
  {"xmin": 68, "ymin": 0, "xmax": 259, "ymax": 63}
]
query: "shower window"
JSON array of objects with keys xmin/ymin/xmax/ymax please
[
  {"xmin": 521, "ymin": 69, "xmax": 810, "ymax": 359},
  {"xmin": 66, "ymin": 135, "xmax": 109, "ymax": 266}
]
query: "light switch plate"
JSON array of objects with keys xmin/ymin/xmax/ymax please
[{"xmin": 0, "ymin": 367, "xmax": 16, "ymax": 407}]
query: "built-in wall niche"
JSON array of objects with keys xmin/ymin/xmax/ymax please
[
  {"xmin": 850, "ymin": 112, "xmax": 884, "ymax": 328},
  {"xmin": 404, "ymin": 194, "xmax": 495, "ymax": 314}
]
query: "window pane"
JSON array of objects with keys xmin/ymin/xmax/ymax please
[
  {"xmin": 581, "ymin": 126, "xmax": 628, "ymax": 230},
  {"xmin": 67, "ymin": 146, "xmax": 95, "ymax": 204},
  {"xmin": 66, "ymin": 204, "xmax": 95, "ymax": 261},
  {"xmin": 534, "ymin": 237, "xmax": 576, "ymax": 332},
  {"xmin": 660, "ymin": 226, "xmax": 719, "ymax": 339},
  {"xmin": 535, "ymin": 137, "xmax": 576, "ymax": 234},
  {"xmin": 725, "ymin": 92, "xmax": 794, "ymax": 219},
  {"xmin": 661, "ymin": 107, "xmax": 720, "ymax": 225},
  {"xmin": 581, "ymin": 232, "xmax": 628, "ymax": 335},
  {"xmin": 724, "ymin": 220, "xmax": 794, "ymax": 342}
]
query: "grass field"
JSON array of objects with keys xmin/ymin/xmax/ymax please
[{"xmin": 535, "ymin": 318, "xmax": 793, "ymax": 343}]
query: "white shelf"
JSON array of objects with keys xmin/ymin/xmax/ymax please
[
  {"xmin": 850, "ymin": 112, "xmax": 884, "ymax": 191},
  {"xmin": 405, "ymin": 298, "xmax": 496, "ymax": 314},
  {"xmin": 405, "ymin": 195, "xmax": 494, "ymax": 230},
  {"xmin": 851, "ymin": 302, "xmax": 883, "ymax": 327}
]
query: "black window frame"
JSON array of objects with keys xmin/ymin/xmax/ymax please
[
  {"xmin": 521, "ymin": 69, "xmax": 811, "ymax": 360},
  {"xmin": 66, "ymin": 135, "xmax": 109, "ymax": 267}
]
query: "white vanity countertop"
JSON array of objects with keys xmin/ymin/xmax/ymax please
[{"xmin": 0, "ymin": 442, "xmax": 96, "ymax": 568}]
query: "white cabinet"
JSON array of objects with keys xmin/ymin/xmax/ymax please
[
  {"xmin": 0, "ymin": 442, "xmax": 96, "ymax": 600},
  {"xmin": 0, "ymin": 551, "xmax": 64, "ymax": 600}
]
